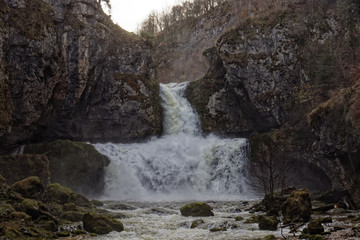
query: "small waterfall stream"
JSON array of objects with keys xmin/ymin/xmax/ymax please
[{"xmin": 94, "ymin": 82, "xmax": 251, "ymax": 201}]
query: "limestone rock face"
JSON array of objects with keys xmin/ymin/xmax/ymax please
[
  {"xmin": 186, "ymin": 3, "xmax": 360, "ymax": 206},
  {"xmin": 24, "ymin": 140, "xmax": 110, "ymax": 196},
  {"xmin": 0, "ymin": 0, "xmax": 162, "ymax": 151}
]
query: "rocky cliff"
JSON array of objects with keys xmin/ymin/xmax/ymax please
[
  {"xmin": 186, "ymin": 1, "xmax": 360, "ymax": 206},
  {"xmin": 0, "ymin": 0, "xmax": 162, "ymax": 151}
]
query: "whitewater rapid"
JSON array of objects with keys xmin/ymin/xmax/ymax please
[{"xmin": 94, "ymin": 82, "xmax": 251, "ymax": 201}]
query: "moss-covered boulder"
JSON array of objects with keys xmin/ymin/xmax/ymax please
[
  {"xmin": 0, "ymin": 155, "xmax": 50, "ymax": 185},
  {"xmin": 24, "ymin": 140, "xmax": 110, "ymax": 195},
  {"xmin": 46, "ymin": 183, "xmax": 75, "ymax": 204},
  {"xmin": 17, "ymin": 198, "xmax": 42, "ymax": 219},
  {"xmin": 11, "ymin": 176, "xmax": 44, "ymax": 199},
  {"xmin": 244, "ymin": 215, "xmax": 259, "ymax": 223},
  {"xmin": 61, "ymin": 211, "xmax": 83, "ymax": 222},
  {"xmin": 282, "ymin": 189, "xmax": 312, "ymax": 224},
  {"xmin": 258, "ymin": 215, "xmax": 279, "ymax": 231},
  {"xmin": 307, "ymin": 219, "xmax": 325, "ymax": 235},
  {"xmin": 180, "ymin": 202, "xmax": 214, "ymax": 217},
  {"xmin": 83, "ymin": 213, "xmax": 124, "ymax": 235}
]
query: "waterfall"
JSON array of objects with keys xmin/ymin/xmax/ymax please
[{"xmin": 94, "ymin": 82, "xmax": 251, "ymax": 201}]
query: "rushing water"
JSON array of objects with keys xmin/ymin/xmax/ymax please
[
  {"xmin": 94, "ymin": 82, "xmax": 251, "ymax": 201},
  {"xmin": 89, "ymin": 82, "xmax": 286, "ymax": 239}
]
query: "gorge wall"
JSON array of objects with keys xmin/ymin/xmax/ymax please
[
  {"xmin": 0, "ymin": 0, "xmax": 162, "ymax": 152},
  {"xmin": 185, "ymin": 1, "xmax": 360, "ymax": 206}
]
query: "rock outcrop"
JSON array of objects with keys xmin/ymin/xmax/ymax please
[
  {"xmin": 186, "ymin": 1, "xmax": 360, "ymax": 206},
  {"xmin": 0, "ymin": 0, "xmax": 162, "ymax": 152},
  {"xmin": 24, "ymin": 140, "xmax": 110, "ymax": 196},
  {"xmin": 0, "ymin": 154, "xmax": 50, "ymax": 185}
]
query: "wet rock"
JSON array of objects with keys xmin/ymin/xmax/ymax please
[
  {"xmin": 56, "ymin": 231, "xmax": 70, "ymax": 237},
  {"xmin": 191, "ymin": 219, "xmax": 204, "ymax": 229},
  {"xmin": 11, "ymin": 176, "xmax": 44, "ymax": 199},
  {"xmin": 72, "ymin": 229, "xmax": 87, "ymax": 235},
  {"xmin": 244, "ymin": 215, "xmax": 259, "ymax": 223},
  {"xmin": 91, "ymin": 199, "xmax": 104, "ymax": 207},
  {"xmin": 264, "ymin": 235, "xmax": 276, "ymax": 240},
  {"xmin": 180, "ymin": 202, "xmax": 214, "ymax": 217},
  {"xmin": 68, "ymin": 193, "xmax": 92, "ymax": 208},
  {"xmin": 83, "ymin": 213, "xmax": 124, "ymax": 235},
  {"xmin": 61, "ymin": 211, "xmax": 83, "ymax": 222},
  {"xmin": 235, "ymin": 216, "xmax": 244, "ymax": 221},
  {"xmin": 210, "ymin": 227, "xmax": 227, "ymax": 232},
  {"xmin": 307, "ymin": 219, "xmax": 325, "ymax": 235},
  {"xmin": 107, "ymin": 202, "xmax": 136, "ymax": 210},
  {"xmin": 46, "ymin": 183, "xmax": 75, "ymax": 204},
  {"xmin": 258, "ymin": 215, "xmax": 279, "ymax": 231},
  {"xmin": 282, "ymin": 189, "xmax": 312, "ymax": 223},
  {"xmin": 0, "ymin": 155, "xmax": 50, "ymax": 186},
  {"xmin": 24, "ymin": 140, "xmax": 110, "ymax": 196}
]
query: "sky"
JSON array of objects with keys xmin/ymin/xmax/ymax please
[{"xmin": 109, "ymin": 0, "xmax": 179, "ymax": 33}]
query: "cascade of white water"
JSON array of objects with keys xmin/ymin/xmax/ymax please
[{"xmin": 94, "ymin": 82, "xmax": 251, "ymax": 201}]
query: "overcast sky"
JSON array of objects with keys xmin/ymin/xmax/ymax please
[{"xmin": 109, "ymin": 0, "xmax": 179, "ymax": 33}]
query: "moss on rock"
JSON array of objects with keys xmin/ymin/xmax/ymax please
[
  {"xmin": 24, "ymin": 140, "xmax": 110, "ymax": 195},
  {"xmin": 83, "ymin": 212, "xmax": 124, "ymax": 235},
  {"xmin": 258, "ymin": 215, "xmax": 279, "ymax": 231},
  {"xmin": 11, "ymin": 176, "xmax": 44, "ymax": 199},
  {"xmin": 282, "ymin": 189, "xmax": 312, "ymax": 224},
  {"xmin": 180, "ymin": 202, "xmax": 214, "ymax": 217}
]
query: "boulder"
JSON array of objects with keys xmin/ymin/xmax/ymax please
[
  {"xmin": 17, "ymin": 198, "xmax": 41, "ymax": 219},
  {"xmin": 24, "ymin": 140, "xmax": 110, "ymax": 196},
  {"xmin": 83, "ymin": 213, "xmax": 124, "ymax": 235},
  {"xmin": 258, "ymin": 215, "xmax": 279, "ymax": 231},
  {"xmin": 0, "ymin": 154, "xmax": 50, "ymax": 185},
  {"xmin": 46, "ymin": 183, "xmax": 75, "ymax": 204},
  {"xmin": 244, "ymin": 215, "xmax": 259, "ymax": 223},
  {"xmin": 307, "ymin": 219, "xmax": 324, "ymax": 235},
  {"xmin": 282, "ymin": 189, "xmax": 312, "ymax": 223},
  {"xmin": 11, "ymin": 176, "xmax": 44, "ymax": 199},
  {"xmin": 61, "ymin": 211, "xmax": 83, "ymax": 222},
  {"xmin": 191, "ymin": 219, "xmax": 204, "ymax": 229},
  {"xmin": 180, "ymin": 202, "xmax": 214, "ymax": 217}
]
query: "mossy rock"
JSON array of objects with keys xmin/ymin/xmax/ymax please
[
  {"xmin": 244, "ymin": 215, "xmax": 259, "ymax": 223},
  {"xmin": 9, "ymin": 211, "xmax": 31, "ymax": 221},
  {"xmin": 0, "ymin": 155, "xmax": 50, "ymax": 186},
  {"xmin": 180, "ymin": 202, "xmax": 214, "ymax": 217},
  {"xmin": 264, "ymin": 235, "xmax": 276, "ymax": 240},
  {"xmin": 24, "ymin": 140, "xmax": 110, "ymax": 196},
  {"xmin": 56, "ymin": 231, "xmax": 71, "ymax": 237},
  {"xmin": 63, "ymin": 203, "xmax": 77, "ymax": 211},
  {"xmin": 68, "ymin": 193, "xmax": 92, "ymax": 208},
  {"xmin": 191, "ymin": 219, "xmax": 204, "ymax": 229},
  {"xmin": 282, "ymin": 189, "xmax": 312, "ymax": 224},
  {"xmin": 210, "ymin": 227, "xmax": 227, "ymax": 232},
  {"xmin": 83, "ymin": 213, "xmax": 124, "ymax": 235},
  {"xmin": 46, "ymin": 183, "xmax": 75, "ymax": 204},
  {"xmin": 11, "ymin": 176, "xmax": 44, "ymax": 199},
  {"xmin": 17, "ymin": 198, "xmax": 41, "ymax": 219},
  {"xmin": 91, "ymin": 199, "xmax": 104, "ymax": 207},
  {"xmin": 61, "ymin": 211, "xmax": 83, "ymax": 222},
  {"xmin": 307, "ymin": 219, "xmax": 324, "ymax": 235},
  {"xmin": 235, "ymin": 216, "xmax": 244, "ymax": 221},
  {"xmin": 42, "ymin": 220, "xmax": 58, "ymax": 232},
  {"xmin": 0, "ymin": 203, "xmax": 15, "ymax": 220},
  {"xmin": 258, "ymin": 215, "xmax": 279, "ymax": 231},
  {"xmin": 72, "ymin": 229, "xmax": 87, "ymax": 235}
]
